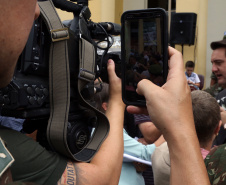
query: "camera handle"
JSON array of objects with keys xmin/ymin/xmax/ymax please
[
  {"xmin": 52, "ymin": 0, "xmax": 87, "ymax": 14},
  {"xmin": 38, "ymin": 0, "xmax": 109, "ymax": 162},
  {"xmin": 70, "ymin": 0, "xmax": 88, "ymax": 6}
]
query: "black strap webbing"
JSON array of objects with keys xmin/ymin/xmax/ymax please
[{"xmin": 38, "ymin": 0, "xmax": 109, "ymax": 162}]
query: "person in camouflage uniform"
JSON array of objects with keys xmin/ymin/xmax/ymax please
[
  {"xmin": 204, "ymin": 73, "xmax": 224, "ymax": 98},
  {"xmin": 210, "ymin": 35, "xmax": 226, "ymax": 146},
  {"xmin": 205, "ymin": 144, "xmax": 226, "ymax": 185}
]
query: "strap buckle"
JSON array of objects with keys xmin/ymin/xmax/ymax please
[
  {"xmin": 78, "ymin": 68, "xmax": 95, "ymax": 82},
  {"xmin": 50, "ymin": 28, "xmax": 69, "ymax": 42}
]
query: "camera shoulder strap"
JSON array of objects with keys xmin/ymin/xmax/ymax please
[{"xmin": 38, "ymin": 0, "xmax": 109, "ymax": 162}]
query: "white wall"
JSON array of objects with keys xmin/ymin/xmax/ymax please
[
  {"xmin": 123, "ymin": 0, "xmax": 147, "ymax": 12},
  {"xmin": 206, "ymin": 0, "xmax": 226, "ymax": 87}
]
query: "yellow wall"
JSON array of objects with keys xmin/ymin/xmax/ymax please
[
  {"xmin": 89, "ymin": 0, "xmax": 102, "ymax": 22},
  {"xmin": 175, "ymin": 0, "xmax": 208, "ymax": 82},
  {"xmin": 115, "ymin": 0, "xmax": 123, "ymax": 24},
  {"xmin": 123, "ymin": 0, "xmax": 147, "ymax": 11},
  {"xmin": 56, "ymin": 8, "xmax": 73, "ymax": 21}
]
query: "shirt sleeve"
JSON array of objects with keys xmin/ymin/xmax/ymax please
[
  {"xmin": 0, "ymin": 127, "xmax": 67, "ymax": 185},
  {"xmin": 134, "ymin": 114, "xmax": 151, "ymax": 125},
  {"xmin": 195, "ymin": 73, "xmax": 200, "ymax": 83},
  {"xmin": 123, "ymin": 129, "xmax": 155, "ymax": 161},
  {"xmin": 0, "ymin": 116, "xmax": 24, "ymax": 132}
]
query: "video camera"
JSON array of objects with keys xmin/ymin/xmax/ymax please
[{"xmin": 0, "ymin": 0, "xmax": 121, "ymax": 161}]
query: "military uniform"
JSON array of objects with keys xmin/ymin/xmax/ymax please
[
  {"xmin": 205, "ymin": 144, "xmax": 226, "ymax": 185},
  {"xmin": 212, "ymin": 89, "xmax": 226, "ymax": 146}
]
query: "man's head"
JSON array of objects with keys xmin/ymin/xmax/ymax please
[
  {"xmin": 191, "ymin": 90, "xmax": 221, "ymax": 148},
  {"xmin": 211, "ymin": 37, "xmax": 226, "ymax": 86},
  {"xmin": 185, "ymin": 61, "xmax": 195, "ymax": 76},
  {"xmin": 0, "ymin": 0, "xmax": 40, "ymax": 88}
]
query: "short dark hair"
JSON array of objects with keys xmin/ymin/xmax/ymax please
[
  {"xmin": 210, "ymin": 38, "xmax": 226, "ymax": 56},
  {"xmin": 191, "ymin": 91, "xmax": 220, "ymax": 147},
  {"xmin": 185, "ymin": 60, "xmax": 195, "ymax": 68},
  {"xmin": 211, "ymin": 38, "xmax": 226, "ymax": 50}
]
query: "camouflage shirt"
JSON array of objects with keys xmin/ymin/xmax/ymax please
[{"xmin": 204, "ymin": 144, "xmax": 226, "ymax": 185}]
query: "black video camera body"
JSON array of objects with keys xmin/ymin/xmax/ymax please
[{"xmin": 0, "ymin": 0, "xmax": 121, "ymax": 160}]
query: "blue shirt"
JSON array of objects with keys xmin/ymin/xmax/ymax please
[
  {"xmin": 185, "ymin": 72, "xmax": 200, "ymax": 84},
  {"xmin": 0, "ymin": 116, "xmax": 24, "ymax": 132},
  {"xmin": 118, "ymin": 129, "xmax": 156, "ymax": 185}
]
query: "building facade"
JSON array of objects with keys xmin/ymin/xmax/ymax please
[{"xmin": 57, "ymin": 0, "xmax": 226, "ymax": 88}]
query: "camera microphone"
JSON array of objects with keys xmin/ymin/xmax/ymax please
[
  {"xmin": 90, "ymin": 22, "xmax": 121, "ymax": 40},
  {"xmin": 99, "ymin": 22, "xmax": 121, "ymax": 35}
]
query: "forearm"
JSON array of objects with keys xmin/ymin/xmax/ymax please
[
  {"xmin": 87, "ymin": 59, "xmax": 125, "ymax": 184},
  {"xmin": 165, "ymin": 125, "xmax": 210, "ymax": 185},
  {"xmin": 90, "ymin": 100, "xmax": 125, "ymax": 184},
  {"xmin": 154, "ymin": 135, "xmax": 165, "ymax": 147},
  {"xmin": 64, "ymin": 101, "xmax": 125, "ymax": 185}
]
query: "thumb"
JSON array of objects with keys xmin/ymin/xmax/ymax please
[
  {"xmin": 136, "ymin": 79, "xmax": 161, "ymax": 97},
  {"xmin": 107, "ymin": 59, "xmax": 117, "ymax": 82}
]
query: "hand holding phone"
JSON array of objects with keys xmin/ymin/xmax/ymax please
[{"xmin": 121, "ymin": 8, "xmax": 168, "ymax": 106}]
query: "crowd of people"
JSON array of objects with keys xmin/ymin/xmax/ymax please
[
  {"xmin": 1, "ymin": 1, "xmax": 226, "ymax": 185},
  {"xmin": 126, "ymin": 48, "xmax": 165, "ymax": 91}
]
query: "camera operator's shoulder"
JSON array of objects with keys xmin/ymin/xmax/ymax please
[
  {"xmin": 0, "ymin": 127, "xmax": 68, "ymax": 185},
  {"xmin": 0, "ymin": 126, "xmax": 33, "ymax": 145},
  {"xmin": 0, "ymin": 137, "xmax": 14, "ymax": 184}
]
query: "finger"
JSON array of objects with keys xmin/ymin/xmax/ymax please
[
  {"xmin": 136, "ymin": 47, "xmax": 185, "ymax": 98},
  {"xmin": 136, "ymin": 79, "xmax": 161, "ymax": 98},
  {"xmin": 126, "ymin": 105, "xmax": 149, "ymax": 115},
  {"xmin": 168, "ymin": 47, "xmax": 184, "ymax": 71},
  {"xmin": 164, "ymin": 47, "xmax": 190, "ymax": 96},
  {"xmin": 107, "ymin": 59, "xmax": 117, "ymax": 82},
  {"xmin": 167, "ymin": 47, "xmax": 185, "ymax": 81}
]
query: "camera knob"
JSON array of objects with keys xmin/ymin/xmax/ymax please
[
  {"xmin": 28, "ymin": 97, "xmax": 36, "ymax": 105},
  {"xmin": 43, "ymin": 88, "xmax": 48, "ymax": 96},
  {"xmin": 27, "ymin": 87, "xmax": 35, "ymax": 96},
  {"xmin": 37, "ymin": 97, "xmax": 44, "ymax": 105},
  {"xmin": 35, "ymin": 87, "xmax": 42, "ymax": 96}
]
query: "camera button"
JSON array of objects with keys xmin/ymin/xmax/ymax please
[
  {"xmin": 28, "ymin": 97, "xmax": 35, "ymax": 105},
  {"xmin": 35, "ymin": 87, "xmax": 42, "ymax": 96},
  {"xmin": 27, "ymin": 87, "xmax": 35, "ymax": 96},
  {"xmin": 43, "ymin": 88, "xmax": 48, "ymax": 96}
]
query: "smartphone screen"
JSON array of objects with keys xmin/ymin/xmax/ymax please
[{"xmin": 121, "ymin": 8, "xmax": 168, "ymax": 106}]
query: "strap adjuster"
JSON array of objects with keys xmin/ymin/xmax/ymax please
[
  {"xmin": 78, "ymin": 68, "xmax": 95, "ymax": 82},
  {"xmin": 50, "ymin": 28, "xmax": 69, "ymax": 42}
]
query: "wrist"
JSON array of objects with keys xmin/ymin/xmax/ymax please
[
  {"xmin": 163, "ymin": 123, "xmax": 197, "ymax": 144},
  {"xmin": 107, "ymin": 98, "xmax": 125, "ymax": 112}
]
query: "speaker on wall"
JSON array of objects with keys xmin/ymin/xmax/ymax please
[{"xmin": 170, "ymin": 13, "xmax": 197, "ymax": 45}]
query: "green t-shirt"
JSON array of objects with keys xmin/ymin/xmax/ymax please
[{"xmin": 0, "ymin": 127, "xmax": 67, "ymax": 185}]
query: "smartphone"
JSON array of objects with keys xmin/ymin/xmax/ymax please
[{"xmin": 121, "ymin": 8, "xmax": 168, "ymax": 106}]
